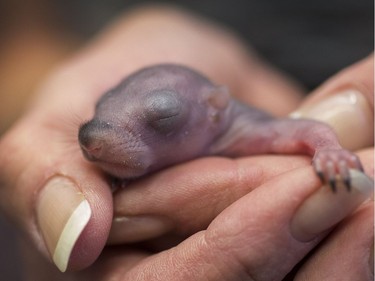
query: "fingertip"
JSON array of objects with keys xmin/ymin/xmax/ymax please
[
  {"xmin": 67, "ymin": 206, "xmax": 112, "ymax": 271},
  {"xmin": 68, "ymin": 175, "xmax": 113, "ymax": 272},
  {"xmin": 290, "ymin": 90, "xmax": 374, "ymax": 150},
  {"xmin": 36, "ymin": 172, "xmax": 113, "ymax": 272},
  {"xmin": 291, "ymin": 170, "xmax": 374, "ymax": 242}
]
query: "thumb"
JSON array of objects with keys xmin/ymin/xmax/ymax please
[
  {"xmin": 0, "ymin": 85, "xmax": 113, "ymax": 273},
  {"xmin": 290, "ymin": 53, "xmax": 374, "ymax": 150}
]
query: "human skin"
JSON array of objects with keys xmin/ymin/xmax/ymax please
[{"xmin": 0, "ymin": 6, "xmax": 373, "ymax": 280}]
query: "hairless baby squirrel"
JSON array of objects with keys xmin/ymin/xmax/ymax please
[{"xmin": 79, "ymin": 64, "xmax": 364, "ymax": 191}]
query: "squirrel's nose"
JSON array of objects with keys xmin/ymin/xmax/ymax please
[{"xmin": 78, "ymin": 119, "xmax": 112, "ymax": 161}]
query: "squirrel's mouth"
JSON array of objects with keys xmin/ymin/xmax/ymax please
[{"xmin": 98, "ymin": 161, "xmax": 149, "ymax": 179}]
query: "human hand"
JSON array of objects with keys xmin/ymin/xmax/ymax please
[
  {"xmin": 288, "ymin": 53, "xmax": 374, "ymax": 280},
  {"xmin": 1, "ymin": 5, "xmax": 372, "ymax": 280},
  {"xmin": 99, "ymin": 53, "xmax": 373, "ymax": 280},
  {"xmin": 0, "ymin": 5, "xmax": 305, "ymax": 276},
  {"xmin": 102, "ymin": 55, "xmax": 374, "ymax": 281}
]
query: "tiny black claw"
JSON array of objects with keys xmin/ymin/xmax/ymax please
[
  {"xmin": 316, "ymin": 171, "xmax": 325, "ymax": 183},
  {"xmin": 329, "ymin": 178, "xmax": 337, "ymax": 193},
  {"xmin": 343, "ymin": 177, "xmax": 351, "ymax": 192}
]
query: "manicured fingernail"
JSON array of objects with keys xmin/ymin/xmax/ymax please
[
  {"xmin": 290, "ymin": 90, "xmax": 374, "ymax": 150},
  {"xmin": 36, "ymin": 176, "xmax": 91, "ymax": 272},
  {"xmin": 291, "ymin": 170, "xmax": 374, "ymax": 242},
  {"xmin": 107, "ymin": 215, "xmax": 173, "ymax": 244}
]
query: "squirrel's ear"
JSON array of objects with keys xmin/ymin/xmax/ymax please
[{"xmin": 203, "ymin": 86, "xmax": 230, "ymax": 109}]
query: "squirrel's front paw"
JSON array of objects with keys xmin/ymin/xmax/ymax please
[{"xmin": 312, "ymin": 149, "xmax": 364, "ymax": 192}]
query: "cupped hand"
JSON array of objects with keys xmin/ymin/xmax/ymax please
[
  {"xmin": 0, "ymin": 5, "xmax": 373, "ymax": 281},
  {"xmin": 103, "ymin": 53, "xmax": 374, "ymax": 280},
  {"xmin": 0, "ymin": 5, "xmax": 304, "ymax": 275}
]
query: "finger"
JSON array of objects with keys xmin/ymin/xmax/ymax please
[
  {"xmin": 290, "ymin": 53, "xmax": 374, "ymax": 150},
  {"xmin": 0, "ymin": 117, "xmax": 113, "ymax": 272},
  {"xmin": 294, "ymin": 201, "xmax": 373, "ymax": 281},
  {"xmin": 293, "ymin": 148, "xmax": 372, "ymax": 280},
  {"xmin": 109, "ymin": 155, "xmax": 310, "ymax": 244},
  {"xmin": 0, "ymin": 5, "xmax": 303, "ymax": 274},
  {"xmin": 121, "ymin": 167, "xmax": 373, "ymax": 280},
  {"xmin": 110, "ymin": 147, "xmax": 374, "ymax": 245},
  {"xmin": 19, "ymin": 238, "xmax": 149, "ymax": 281},
  {"xmin": 20, "ymin": 162, "xmax": 374, "ymax": 280}
]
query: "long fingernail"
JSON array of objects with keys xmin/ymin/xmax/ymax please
[
  {"xmin": 290, "ymin": 90, "xmax": 374, "ymax": 150},
  {"xmin": 107, "ymin": 215, "xmax": 173, "ymax": 244},
  {"xmin": 36, "ymin": 176, "xmax": 91, "ymax": 272},
  {"xmin": 291, "ymin": 170, "xmax": 374, "ymax": 242}
]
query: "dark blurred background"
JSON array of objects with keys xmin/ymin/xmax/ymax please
[{"xmin": 0, "ymin": 0, "xmax": 373, "ymax": 280}]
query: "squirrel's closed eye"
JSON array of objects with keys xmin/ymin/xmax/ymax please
[{"xmin": 145, "ymin": 90, "xmax": 185, "ymax": 133}]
